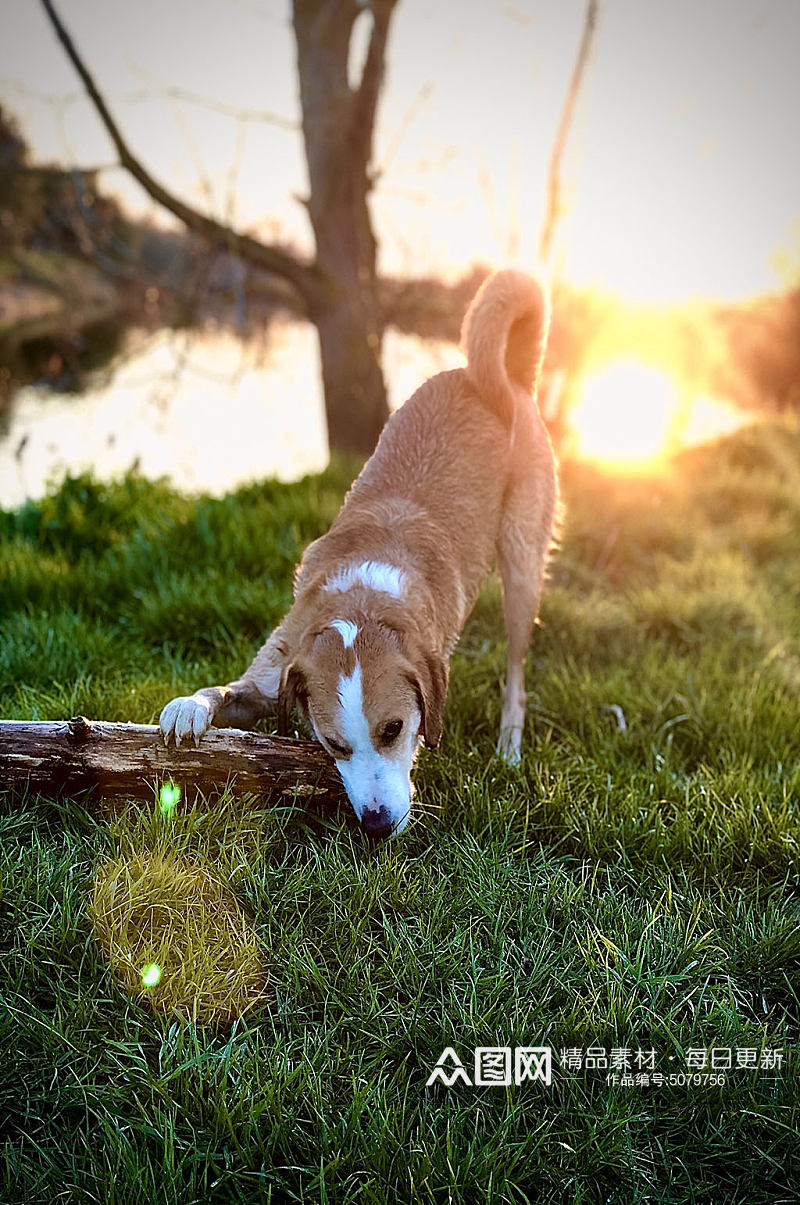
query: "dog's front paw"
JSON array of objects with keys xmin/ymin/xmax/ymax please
[{"xmin": 159, "ymin": 695, "xmax": 213, "ymax": 747}]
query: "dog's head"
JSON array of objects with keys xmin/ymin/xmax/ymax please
[{"xmin": 279, "ymin": 617, "xmax": 448, "ymax": 838}]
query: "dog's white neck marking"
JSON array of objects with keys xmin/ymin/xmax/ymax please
[
  {"xmin": 330, "ymin": 618, "xmax": 358, "ymax": 647},
  {"xmin": 324, "ymin": 560, "xmax": 406, "ymax": 599}
]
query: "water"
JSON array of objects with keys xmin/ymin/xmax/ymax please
[
  {"xmin": 0, "ymin": 320, "xmax": 466, "ymax": 509},
  {"xmin": 0, "ymin": 318, "xmax": 755, "ymax": 509}
]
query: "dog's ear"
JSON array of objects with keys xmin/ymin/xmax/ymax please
[
  {"xmin": 408, "ymin": 649, "xmax": 449, "ymax": 749},
  {"xmin": 278, "ymin": 661, "xmax": 307, "ymax": 736}
]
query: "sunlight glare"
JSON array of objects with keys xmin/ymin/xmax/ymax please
[{"xmin": 568, "ymin": 359, "xmax": 679, "ymax": 473}]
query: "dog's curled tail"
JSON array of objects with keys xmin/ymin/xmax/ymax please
[{"xmin": 461, "ymin": 269, "xmax": 550, "ymax": 428}]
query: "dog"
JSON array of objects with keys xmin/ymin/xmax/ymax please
[{"xmin": 160, "ymin": 270, "xmax": 558, "ymax": 839}]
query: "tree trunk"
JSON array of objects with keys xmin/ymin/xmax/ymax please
[
  {"xmin": 293, "ymin": 0, "xmax": 396, "ymax": 457},
  {"xmin": 315, "ymin": 290, "xmax": 387, "ymax": 456}
]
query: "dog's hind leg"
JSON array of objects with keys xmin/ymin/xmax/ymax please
[
  {"xmin": 159, "ymin": 624, "xmax": 286, "ymax": 747},
  {"xmin": 495, "ymin": 430, "xmax": 557, "ymax": 764}
]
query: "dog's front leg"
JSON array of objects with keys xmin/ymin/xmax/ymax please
[{"xmin": 159, "ymin": 626, "xmax": 286, "ymax": 747}]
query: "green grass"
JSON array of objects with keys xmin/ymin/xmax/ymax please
[{"xmin": 1, "ymin": 424, "xmax": 799, "ymax": 1203}]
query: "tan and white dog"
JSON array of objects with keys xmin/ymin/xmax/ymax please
[{"xmin": 160, "ymin": 270, "xmax": 558, "ymax": 839}]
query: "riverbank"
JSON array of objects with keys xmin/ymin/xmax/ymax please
[
  {"xmin": 0, "ymin": 248, "xmax": 119, "ymax": 333},
  {"xmin": 0, "ymin": 248, "xmax": 125, "ymax": 405}
]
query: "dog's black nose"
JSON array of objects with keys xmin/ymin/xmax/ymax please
[{"xmin": 361, "ymin": 805, "xmax": 394, "ymax": 841}]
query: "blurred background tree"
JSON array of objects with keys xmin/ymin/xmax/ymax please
[{"xmin": 41, "ymin": 0, "xmax": 397, "ymax": 457}]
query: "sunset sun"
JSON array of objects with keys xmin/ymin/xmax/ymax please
[{"xmin": 567, "ymin": 359, "xmax": 680, "ymax": 473}]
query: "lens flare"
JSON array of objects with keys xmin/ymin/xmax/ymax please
[
  {"xmin": 160, "ymin": 782, "xmax": 181, "ymax": 814},
  {"xmin": 141, "ymin": 963, "xmax": 162, "ymax": 987}
]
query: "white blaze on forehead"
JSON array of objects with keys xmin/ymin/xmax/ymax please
[
  {"xmin": 332, "ymin": 658, "xmax": 419, "ymax": 835},
  {"xmin": 323, "ymin": 560, "xmax": 406, "ymax": 599},
  {"xmin": 330, "ymin": 655, "xmax": 420, "ymax": 837},
  {"xmin": 329, "ymin": 618, "xmax": 358, "ymax": 647},
  {"xmin": 337, "ymin": 662, "xmax": 372, "ymax": 748}
]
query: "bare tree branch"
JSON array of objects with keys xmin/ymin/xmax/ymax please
[
  {"xmin": 40, "ymin": 0, "xmax": 328, "ymax": 313},
  {"xmin": 156, "ymin": 85, "xmax": 297, "ymax": 130},
  {"xmin": 2, "ymin": 76, "xmax": 297, "ymax": 128},
  {"xmin": 539, "ymin": 0, "xmax": 599, "ymax": 263}
]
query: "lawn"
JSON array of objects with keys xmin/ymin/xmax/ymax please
[{"xmin": 1, "ymin": 422, "xmax": 799, "ymax": 1203}]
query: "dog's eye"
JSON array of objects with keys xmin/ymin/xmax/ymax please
[
  {"xmin": 380, "ymin": 719, "xmax": 403, "ymax": 745},
  {"xmin": 327, "ymin": 737, "xmax": 352, "ymax": 759}
]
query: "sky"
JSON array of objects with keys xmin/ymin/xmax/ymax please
[{"xmin": 2, "ymin": 0, "xmax": 800, "ymax": 302}]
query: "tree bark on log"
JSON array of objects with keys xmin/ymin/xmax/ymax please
[{"xmin": 0, "ymin": 716, "xmax": 348, "ymax": 808}]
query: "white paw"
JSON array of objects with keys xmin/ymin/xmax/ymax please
[
  {"xmin": 497, "ymin": 725, "xmax": 523, "ymax": 766},
  {"xmin": 159, "ymin": 695, "xmax": 212, "ymax": 747}
]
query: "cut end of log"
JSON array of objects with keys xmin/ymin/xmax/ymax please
[{"xmin": 67, "ymin": 715, "xmax": 93, "ymax": 744}]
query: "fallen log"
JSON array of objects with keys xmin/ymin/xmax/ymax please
[{"xmin": 0, "ymin": 716, "xmax": 348, "ymax": 808}]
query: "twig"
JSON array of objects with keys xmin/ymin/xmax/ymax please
[{"xmin": 539, "ymin": 0, "xmax": 599, "ymax": 263}]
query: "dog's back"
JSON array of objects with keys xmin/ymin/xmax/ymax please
[{"xmin": 320, "ymin": 270, "xmax": 551, "ymax": 633}]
